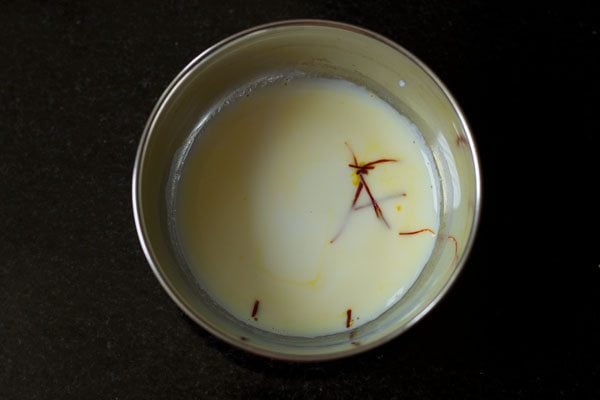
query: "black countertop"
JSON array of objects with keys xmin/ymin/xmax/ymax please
[{"xmin": 1, "ymin": 2, "xmax": 598, "ymax": 399}]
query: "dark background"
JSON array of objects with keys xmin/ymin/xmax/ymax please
[{"xmin": 1, "ymin": 1, "xmax": 598, "ymax": 399}]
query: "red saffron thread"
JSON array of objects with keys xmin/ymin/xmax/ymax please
[
  {"xmin": 346, "ymin": 309, "xmax": 353, "ymax": 328},
  {"xmin": 330, "ymin": 143, "xmax": 397, "ymax": 243},
  {"xmin": 448, "ymin": 235, "xmax": 458, "ymax": 260},
  {"xmin": 348, "ymin": 164, "xmax": 374, "ymax": 170},
  {"xmin": 353, "ymin": 192, "xmax": 406, "ymax": 211},
  {"xmin": 251, "ymin": 300, "xmax": 260, "ymax": 320},
  {"xmin": 352, "ymin": 182, "xmax": 364, "ymax": 208},
  {"xmin": 359, "ymin": 174, "xmax": 390, "ymax": 227},
  {"xmin": 347, "ymin": 142, "xmax": 358, "ymax": 165},
  {"xmin": 329, "ymin": 217, "xmax": 349, "ymax": 244},
  {"xmin": 348, "ymin": 159, "xmax": 397, "ymax": 170},
  {"xmin": 398, "ymin": 228, "xmax": 436, "ymax": 236}
]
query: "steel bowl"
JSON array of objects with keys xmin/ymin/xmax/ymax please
[{"xmin": 132, "ymin": 20, "xmax": 481, "ymax": 361}]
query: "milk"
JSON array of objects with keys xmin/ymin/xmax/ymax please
[{"xmin": 176, "ymin": 78, "xmax": 439, "ymax": 337}]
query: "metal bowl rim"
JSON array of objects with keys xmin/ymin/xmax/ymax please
[{"xmin": 131, "ymin": 19, "xmax": 482, "ymax": 362}]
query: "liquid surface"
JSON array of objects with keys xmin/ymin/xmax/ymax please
[{"xmin": 176, "ymin": 78, "xmax": 439, "ymax": 337}]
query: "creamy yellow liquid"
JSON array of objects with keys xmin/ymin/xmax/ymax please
[{"xmin": 176, "ymin": 78, "xmax": 438, "ymax": 337}]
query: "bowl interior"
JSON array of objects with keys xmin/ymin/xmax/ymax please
[{"xmin": 134, "ymin": 21, "xmax": 480, "ymax": 360}]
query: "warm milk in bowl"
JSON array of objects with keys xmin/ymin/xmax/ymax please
[{"xmin": 133, "ymin": 20, "xmax": 481, "ymax": 360}]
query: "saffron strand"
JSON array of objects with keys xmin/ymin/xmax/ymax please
[{"xmin": 398, "ymin": 228, "xmax": 436, "ymax": 236}]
